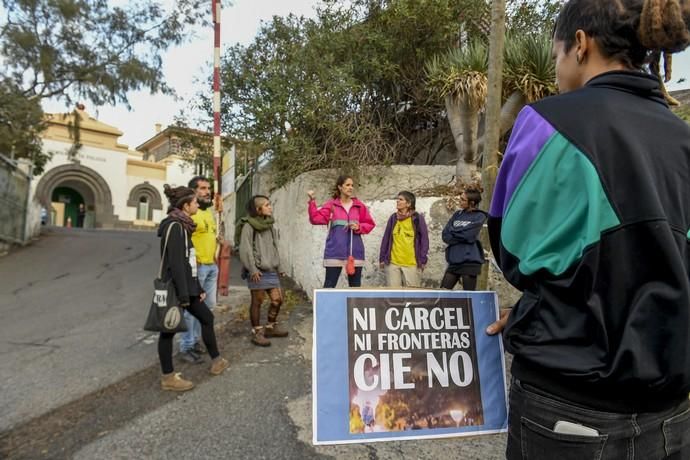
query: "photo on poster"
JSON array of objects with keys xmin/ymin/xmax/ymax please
[{"xmin": 346, "ymin": 296, "xmax": 483, "ymax": 434}]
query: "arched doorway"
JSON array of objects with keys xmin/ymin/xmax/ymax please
[
  {"xmin": 127, "ymin": 182, "xmax": 163, "ymax": 222},
  {"xmin": 35, "ymin": 164, "xmax": 116, "ymax": 228},
  {"xmin": 51, "ymin": 186, "xmax": 86, "ymax": 227}
]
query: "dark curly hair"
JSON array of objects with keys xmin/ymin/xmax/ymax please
[{"xmin": 163, "ymin": 184, "xmax": 196, "ymax": 211}]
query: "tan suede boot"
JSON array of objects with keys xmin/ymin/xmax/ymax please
[
  {"xmin": 251, "ymin": 326, "xmax": 271, "ymax": 346},
  {"xmin": 264, "ymin": 322, "xmax": 289, "ymax": 338},
  {"xmin": 161, "ymin": 372, "xmax": 194, "ymax": 392},
  {"xmin": 210, "ymin": 357, "xmax": 229, "ymax": 375}
]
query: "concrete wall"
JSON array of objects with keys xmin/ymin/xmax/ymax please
[
  {"xmin": 0, "ymin": 157, "xmax": 41, "ymax": 255},
  {"xmin": 266, "ymin": 166, "xmax": 458, "ymax": 297}
]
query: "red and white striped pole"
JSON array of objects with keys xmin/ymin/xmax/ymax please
[
  {"xmin": 212, "ymin": 0, "xmax": 222, "ymax": 196},
  {"xmin": 212, "ymin": 0, "xmax": 231, "ymax": 296}
]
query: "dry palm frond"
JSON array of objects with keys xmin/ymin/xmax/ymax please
[
  {"xmin": 425, "ymin": 41, "xmax": 489, "ymax": 110},
  {"xmin": 446, "ymin": 70, "xmax": 488, "ymax": 109},
  {"xmin": 504, "ymin": 34, "xmax": 556, "ymax": 102}
]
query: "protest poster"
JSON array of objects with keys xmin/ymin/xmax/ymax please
[{"xmin": 312, "ymin": 289, "xmax": 507, "ymax": 445}]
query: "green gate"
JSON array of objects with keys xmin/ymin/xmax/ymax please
[{"xmin": 234, "ymin": 167, "xmax": 255, "ymax": 226}]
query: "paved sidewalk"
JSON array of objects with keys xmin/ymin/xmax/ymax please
[{"xmin": 74, "ymin": 299, "xmax": 508, "ymax": 460}]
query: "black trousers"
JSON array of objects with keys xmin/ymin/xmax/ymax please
[
  {"xmin": 440, "ymin": 271, "xmax": 478, "ymax": 291},
  {"xmin": 324, "ymin": 266, "xmax": 362, "ymax": 288},
  {"xmin": 158, "ymin": 296, "xmax": 219, "ymax": 374}
]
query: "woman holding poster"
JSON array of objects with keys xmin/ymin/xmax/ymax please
[
  {"xmin": 307, "ymin": 175, "xmax": 376, "ymax": 288},
  {"xmin": 487, "ymin": 0, "xmax": 690, "ymax": 458}
]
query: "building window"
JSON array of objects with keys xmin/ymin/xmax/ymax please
[{"xmin": 137, "ymin": 196, "xmax": 149, "ymax": 221}]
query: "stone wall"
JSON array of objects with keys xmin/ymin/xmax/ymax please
[
  {"xmin": 226, "ymin": 164, "xmax": 521, "ymax": 306},
  {"xmin": 267, "ymin": 166, "xmax": 458, "ymax": 297}
]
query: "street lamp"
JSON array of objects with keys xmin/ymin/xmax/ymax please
[{"xmin": 449, "ymin": 409, "xmax": 465, "ymax": 428}]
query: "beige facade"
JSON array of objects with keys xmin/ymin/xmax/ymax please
[{"xmin": 34, "ymin": 108, "xmax": 197, "ymax": 229}]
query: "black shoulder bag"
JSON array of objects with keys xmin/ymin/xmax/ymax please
[{"xmin": 143, "ymin": 223, "xmax": 188, "ymax": 333}]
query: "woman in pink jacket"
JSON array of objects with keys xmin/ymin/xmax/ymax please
[{"xmin": 307, "ymin": 175, "xmax": 376, "ymax": 288}]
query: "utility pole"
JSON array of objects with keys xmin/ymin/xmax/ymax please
[
  {"xmin": 212, "ymin": 0, "xmax": 222, "ymax": 197},
  {"xmin": 478, "ymin": 0, "xmax": 506, "ymax": 290},
  {"xmin": 212, "ymin": 0, "xmax": 232, "ymax": 297}
]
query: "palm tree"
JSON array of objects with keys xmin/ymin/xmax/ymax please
[
  {"xmin": 502, "ymin": 34, "xmax": 556, "ymax": 123},
  {"xmin": 472, "ymin": 33, "xmax": 556, "ymax": 158},
  {"xmin": 426, "ymin": 40, "xmax": 488, "ymax": 183}
]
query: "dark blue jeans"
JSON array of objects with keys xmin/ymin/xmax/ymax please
[
  {"xmin": 507, "ymin": 378, "xmax": 690, "ymax": 460},
  {"xmin": 323, "ymin": 266, "xmax": 362, "ymax": 288}
]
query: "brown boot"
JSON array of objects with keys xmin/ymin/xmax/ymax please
[
  {"xmin": 264, "ymin": 322, "xmax": 289, "ymax": 338},
  {"xmin": 210, "ymin": 357, "xmax": 229, "ymax": 375},
  {"xmin": 161, "ymin": 372, "xmax": 194, "ymax": 392},
  {"xmin": 251, "ymin": 326, "xmax": 271, "ymax": 346}
]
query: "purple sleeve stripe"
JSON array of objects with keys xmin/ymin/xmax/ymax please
[{"xmin": 489, "ymin": 106, "xmax": 556, "ymax": 217}]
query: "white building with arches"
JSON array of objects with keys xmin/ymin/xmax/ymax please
[{"xmin": 34, "ymin": 108, "xmax": 198, "ymax": 229}]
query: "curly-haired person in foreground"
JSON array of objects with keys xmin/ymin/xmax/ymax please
[
  {"xmin": 486, "ymin": 0, "xmax": 690, "ymax": 458},
  {"xmin": 156, "ymin": 185, "xmax": 229, "ymax": 391}
]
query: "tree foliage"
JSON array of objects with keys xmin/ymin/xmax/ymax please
[
  {"xmin": 0, "ymin": 0, "xmax": 213, "ymax": 170},
  {"xmin": 206, "ymin": 0, "xmax": 563, "ymax": 187},
  {"xmin": 0, "ymin": 79, "xmax": 49, "ymax": 172}
]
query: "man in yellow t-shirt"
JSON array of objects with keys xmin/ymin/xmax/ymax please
[{"xmin": 179, "ymin": 176, "xmax": 218, "ymax": 363}]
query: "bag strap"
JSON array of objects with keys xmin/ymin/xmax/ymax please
[
  {"xmin": 349, "ymin": 227, "xmax": 353, "ymax": 256},
  {"xmin": 158, "ymin": 222, "xmax": 178, "ymax": 279}
]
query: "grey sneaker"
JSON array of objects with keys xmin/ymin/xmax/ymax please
[
  {"xmin": 192, "ymin": 342, "xmax": 205, "ymax": 354},
  {"xmin": 179, "ymin": 350, "xmax": 204, "ymax": 364}
]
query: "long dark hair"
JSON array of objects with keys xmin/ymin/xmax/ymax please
[
  {"xmin": 331, "ymin": 175, "xmax": 353, "ymax": 199},
  {"xmin": 554, "ymin": 0, "xmax": 690, "ymax": 69}
]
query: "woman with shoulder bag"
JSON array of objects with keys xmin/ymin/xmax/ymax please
[{"xmin": 156, "ymin": 185, "xmax": 229, "ymax": 392}]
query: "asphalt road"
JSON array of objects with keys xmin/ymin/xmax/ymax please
[{"xmin": 0, "ymin": 227, "xmax": 166, "ymax": 431}]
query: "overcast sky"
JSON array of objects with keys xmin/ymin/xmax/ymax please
[
  {"xmin": 41, "ymin": 0, "xmax": 690, "ymax": 149},
  {"xmin": 42, "ymin": 0, "xmax": 321, "ymax": 149}
]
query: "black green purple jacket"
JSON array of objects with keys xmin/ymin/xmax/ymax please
[{"xmin": 488, "ymin": 71, "xmax": 690, "ymax": 413}]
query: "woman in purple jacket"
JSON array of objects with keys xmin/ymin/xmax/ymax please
[
  {"xmin": 378, "ymin": 191, "xmax": 429, "ymax": 287},
  {"xmin": 308, "ymin": 175, "xmax": 376, "ymax": 288}
]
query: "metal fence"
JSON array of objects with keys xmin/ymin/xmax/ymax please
[
  {"xmin": 234, "ymin": 167, "xmax": 255, "ymax": 226},
  {"xmin": 0, "ymin": 154, "xmax": 30, "ymax": 243}
]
